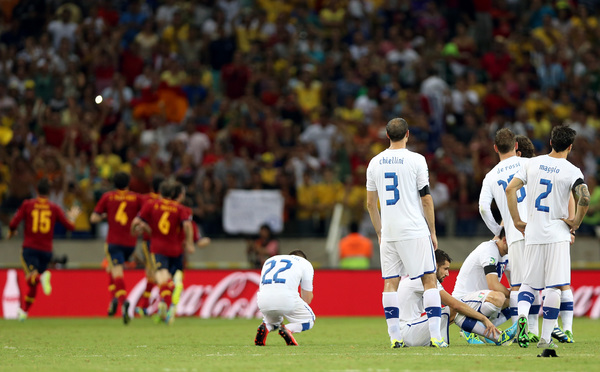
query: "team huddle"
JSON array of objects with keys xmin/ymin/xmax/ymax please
[{"xmin": 9, "ymin": 173, "xmax": 210, "ymax": 324}]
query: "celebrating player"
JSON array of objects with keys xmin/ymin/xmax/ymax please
[
  {"xmin": 8, "ymin": 179, "xmax": 79, "ymax": 321},
  {"xmin": 506, "ymin": 125, "xmax": 590, "ymax": 348},
  {"xmin": 397, "ymin": 249, "xmax": 509, "ymax": 346},
  {"xmin": 366, "ymin": 118, "xmax": 445, "ymax": 348},
  {"xmin": 90, "ymin": 172, "xmax": 142, "ymax": 325},
  {"xmin": 131, "ymin": 181, "xmax": 194, "ymax": 324},
  {"xmin": 254, "ymin": 250, "xmax": 315, "ymax": 346}
]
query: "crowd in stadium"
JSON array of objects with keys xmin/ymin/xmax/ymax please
[{"xmin": 1, "ymin": 0, "xmax": 600, "ymax": 239}]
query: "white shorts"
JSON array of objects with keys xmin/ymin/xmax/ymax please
[
  {"xmin": 453, "ymin": 290, "xmax": 492, "ymax": 326},
  {"xmin": 380, "ymin": 236, "xmax": 436, "ymax": 279},
  {"xmin": 522, "ymin": 241, "xmax": 571, "ymax": 290},
  {"xmin": 508, "ymin": 240, "xmax": 525, "ymax": 287},
  {"xmin": 399, "ymin": 307, "xmax": 451, "ymax": 346},
  {"xmin": 257, "ymin": 294, "xmax": 316, "ymax": 327}
]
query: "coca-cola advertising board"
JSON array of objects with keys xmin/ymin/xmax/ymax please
[{"xmin": 2, "ymin": 269, "xmax": 600, "ymax": 319}]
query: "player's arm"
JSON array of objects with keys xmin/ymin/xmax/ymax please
[
  {"xmin": 479, "ymin": 180, "xmax": 502, "ymax": 236},
  {"xmin": 505, "ymin": 177, "xmax": 526, "ymax": 234},
  {"xmin": 562, "ymin": 180, "xmax": 590, "ymax": 231},
  {"xmin": 366, "ymin": 190, "xmax": 382, "ymax": 243},
  {"xmin": 301, "ymin": 289, "xmax": 313, "ymax": 305},
  {"xmin": 89, "ymin": 212, "xmax": 106, "ymax": 223},
  {"xmin": 7, "ymin": 204, "xmax": 25, "ymax": 238},
  {"xmin": 420, "ymin": 192, "xmax": 437, "ymax": 249},
  {"xmin": 440, "ymin": 290, "xmax": 500, "ymax": 338},
  {"xmin": 56, "ymin": 204, "xmax": 79, "ymax": 231},
  {"xmin": 90, "ymin": 195, "xmax": 106, "ymax": 224},
  {"xmin": 183, "ymin": 220, "xmax": 195, "ymax": 254},
  {"xmin": 131, "ymin": 216, "xmax": 151, "ymax": 235},
  {"xmin": 484, "ymin": 269, "xmax": 510, "ymax": 298}
]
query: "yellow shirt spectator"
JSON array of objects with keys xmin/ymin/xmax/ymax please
[
  {"xmin": 297, "ymin": 181, "xmax": 318, "ymax": 220},
  {"xmin": 531, "ymin": 26, "xmax": 562, "ymax": 51},
  {"xmin": 94, "ymin": 153, "xmax": 122, "ymax": 179},
  {"xmin": 163, "ymin": 23, "xmax": 189, "ymax": 53},
  {"xmin": 294, "ymin": 80, "xmax": 322, "ymax": 113},
  {"xmin": 258, "ymin": 0, "xmax": 293, "ymax": 22}
]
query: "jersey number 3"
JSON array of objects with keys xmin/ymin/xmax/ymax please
[
  {"xmin": 261, "ymin": 259, "xmax": 293, "ymax": 285},
  {"xmin": 384, "ymin": 173, "xmax": 400, "ymax": 205}
]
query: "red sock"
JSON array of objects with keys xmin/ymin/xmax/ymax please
[
  {"xmin": 137, "ymin": 278, "xmax": 155, "ymax": 309},
  {"xmin": 22, "ymin": 274, "xmax": 40, "ymax": 312},
  {"xmin": 114, "ymin": 277, "xmax": 127, "ymax": 306},
  {"xmin": 108, "ymin": 273, "xmax": 116, "ymax": 298},
  {"xmin": 160, "ymin": 280, "xmax": 174, "ymax": 307}
]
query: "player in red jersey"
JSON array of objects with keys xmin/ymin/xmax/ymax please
[
  {"xmin": 131, "ymin": 181, "xmax": 194, "ymax": 324},
  {"xmin": 90, "ymin": 172, "xmax": 142, "ymax": 325},
  {"xmin": 7, "ymin": 179, "xmax": 79, "ymax": 321},
  {"xmin": 135, "ymin": 176, "xmax": 164, "ymax": 317}
]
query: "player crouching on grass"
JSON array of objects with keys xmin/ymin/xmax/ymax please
[
  {"xmin": 131, "ymin": 181, "xmax": 195, "ymax": 325},
  {"xmin": 255, "ymin": 250, "xmax": 315, "ymax": 346},
  {"xmin": 8, "ymin": 178, "xmax": 80, "ymax": 321}
]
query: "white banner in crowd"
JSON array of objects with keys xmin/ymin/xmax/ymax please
[{"xmin": 223, "ymin": 190, "xmax": 284, "ymax": 234}]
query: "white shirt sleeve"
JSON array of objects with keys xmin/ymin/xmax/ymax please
[
  {"xmin": 300, "ymin": 261, "xmax": 314, "ymax": 292},
  {"xmin": 479, "ymin": 176, "xmax": 502, "ymax": 236},
  {"xmin": 514, "ymin": 161, "xmax": 527, "ymax": 184},
  {"xmin": 415, "ymin": 154, "xmax": 429, "ymax": 191},
  {"xmin": 479, "ymin": 243, "xmax": 500, "ymax": 269},
  {"xmin": 366, "ymin": 160, "xmax": 377, "ymax": 191}
]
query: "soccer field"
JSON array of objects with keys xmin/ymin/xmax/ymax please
[{"xmin": 1, "ymin": 317, "xmax": 599, "ymax": 371}]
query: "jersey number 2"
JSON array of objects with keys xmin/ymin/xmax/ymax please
[
  {"xmin": 261, "ymin": 259, "xmax": 293, "ymax": 285},
  {"xmin": 535, "ymin": 178, "xmax": 552, "ymax": 212},
  {"xmin": 384, "ymin": 173, "xmax": 400, "ymax": 205}
]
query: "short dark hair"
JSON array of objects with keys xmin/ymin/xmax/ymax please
[
  {"xmin": 37, "ymin": 178, "xmax": 50, "ymax": 196},
  {"xmin": 435, "ymin": 249, "xmax": 452, "ymax": 265},
  {"xmin": 152, "ymin": 176, "xmax": 165, "ymax": 193},
  {"xmin": 159, "ymin": 180, "xmax": 173, "ymax": 198},
  {"xmin": 515, "ymin": 135, "xmax": 535, "ymax": 158},
  {"xmin": 498, "ymin": 227, "xmax": 506, "ymax": 240},
  {"xmin": 113, "ymin": 172, "xmax": 130, "ymax": 190},
  {"xmin": 550, "ymin": 125, "xmax": 576, "ymax": 152},
  {"xmin": 349, "ymin": 221, "xmax": 359, "ymax": 233},
  {"xmin": 494, "ymin": 128, "xmax": 516, "ymax": 154},
  {"xmin": 289, "ymin": 250, "xmax": 307, "ymax": 259},
  {"xmin": 386, "ymin": 118, "xmax": 409, "ymax": 142},
  {"xmin": 170, "ymin": 182, "xmax": 185, "ymax": 200}
]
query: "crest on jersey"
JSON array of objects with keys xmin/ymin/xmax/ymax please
[{"xmin": 489, "ymin": 257, "xmax": 496, "ymax": 265}]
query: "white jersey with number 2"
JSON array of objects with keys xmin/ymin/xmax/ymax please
[
  {"xmin": 514, "ymin": 155, "xmax": 584, "ymax": 245},
  {"xmin": 366, "ymin": 148, "xmax": 430, "ymax": 241}
]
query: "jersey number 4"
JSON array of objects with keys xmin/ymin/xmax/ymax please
[
  {"xmin": 261, "ymin": 259, "xmax": 293, "ymax": 285},
  {"xmin": 115, "ymin": 202, "xmax": 128, "ymax": 226},
  {"xmin": 497, "ymin": 174, "xmax": 526, "ymax": 202}
]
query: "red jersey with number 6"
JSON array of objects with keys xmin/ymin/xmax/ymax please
[
  {"xmin": 94, "ymin": 190, "xmax": 142, "ymax": 247},
  {"xmin": 138, "ymin": 198, "xmax": 191, "ymax": 257},
  {"xmin": 9, "ymin": 197, "xmax": 75, "ymax": 252}
]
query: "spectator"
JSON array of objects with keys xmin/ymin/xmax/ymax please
[
  {"xmin": 246, "ymin": 223, "xmax": 279, "ymax": 268},
  {"xmin": 339, "ymin": 221, "xmax": 373, "ymax": 269}
]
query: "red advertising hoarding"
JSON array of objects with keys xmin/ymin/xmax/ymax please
[{"xmin": 2, "ymin": 269, "xmax": 600, "ymax": 319}]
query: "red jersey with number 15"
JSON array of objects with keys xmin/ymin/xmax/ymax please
[
  {"xmin": 139, "ymin": 198, "xmax": 191, "ymax": 257},
  {"xmin": 94, "ymin": 190, "xmax": 142, "ymax": 247},
  {"xmin": 9, "ymin": 197, "xmax": 75, "ymax": 252}
]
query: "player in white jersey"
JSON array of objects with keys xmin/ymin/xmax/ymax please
[
  {"xmin": 506, "ymin": 125, "xmax": 590, "ymax": 349},
  {"xmin": 254, "ymin": 250, "xmax": 315, "ymax": 346},
  {"xmin": 398, "ymin": 250, "xmax": 514, "ymax": 346},
  {"xmin": 366, "ymin": 118, "xmax": 444, "ymax": 348}
]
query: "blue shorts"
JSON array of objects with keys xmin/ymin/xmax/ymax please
[
  {"xmin": 106, "ymin": 244, "xmax": 135, "ymax": 266},
  {"xmin": 152, "ymin": 253, "xmax": 183, "ymax": 276},
  {"xmin": 22, "ymin": 248, "xmax": 53, "ymax": 274}
]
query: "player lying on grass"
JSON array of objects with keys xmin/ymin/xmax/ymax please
[
  {"xmin": 397, "ymin": 249, "xmax": 517, "ymax": 347},
  {"xmin": 254, "ymin": 250, "xmax": 315, "ymax": 346}
]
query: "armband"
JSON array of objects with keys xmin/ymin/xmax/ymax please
[
  {"xmin": 483, "ymin": 265, "xmax": 497, "ymax": 275},
  {"xmin": 572, "ymin": 178, "xmax": 585, "ymax": 190},
  {"xmin": 419, "ymin": 185, "xmax": 431, "ymax": 197}
]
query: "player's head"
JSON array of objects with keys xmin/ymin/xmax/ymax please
[
  {"xmin": 113, "ymin": 172, "xmax": 130, "ymax": 190},
  {"xmin": 494, "ymin": 128, "xmax": 516, "ymax": 155},
  {"xmin": 496, "ymin": 227, "xmax": 508, "ymax": 256},
  {"xmin": 550, "ymin": 125, "xmax": 576, "ymax": 153},
  {"xmin": 386, "ymin": 118, "xmax": 409, "ymax": 142},
  {"xmin": 152, "ymin": 175, "xmax": 165, "ymax": 193},
  {"xmin": 515, "ymin": 135, "xmax": 535, "ymax": 158},
  {"xmin": 159, "ymin": 180, "xmax": 173, "ymax": 198},
  {"xmin": 289, "ymin": 250, "xmax": 307, "ymax": 259},
  {"xmin": 349, "ymin": 221, "xmax": 359, "ymax": 233},
  {"xmin": 170, "ymin": 182, "xmax": 185, "ymax": 202},
  {"xmin": 435, "ymin": 249, "xmax": 452, "ymax": 283},
  {"xmin": 37, "ymin": 178, "xmax": 51, "ymax": 197}
]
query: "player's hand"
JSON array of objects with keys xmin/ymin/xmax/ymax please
[
  {"xmin": 430, "ymin": 233, "xmax": 438, "ymax": 250},
  {"xmin": 561, "ymin": 218, "xmax": 580, "ymax": 232},
  {"xmin": 67, "ymin": 206, "xmax": 81, "ymax": 221},
  {"xmin": 482, "ymin": 318, "xmax": 500, "ymax": 339},
  {"xmin": 7, "ymin": 230, "xmax": 17, "ymax": 239},
  {"xmin": 514, "ymin": 220, "xmax": 526, "ymax": 235},
  {"xmin": 197, "ymin": 237, "xmax": 211, "ymax": 248},
  {"xmin": 185, "ymin": 242, "xmax": 195, "ymax": 254}
]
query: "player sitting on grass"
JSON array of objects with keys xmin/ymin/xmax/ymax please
[{"xmin": 255, "ymin": 250, "xmax": 315, "ymax": 346}]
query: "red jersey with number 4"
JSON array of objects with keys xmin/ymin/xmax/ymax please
[
  {"xmin": 140, "ymin": 192, "xmax": 160, "ymax": 241},
  {"xmin": 94, "ymin": 190, "xmax": 142, "ymax": 247},
  {"xmin": 139, "ymin": 199, "xmax": 191, "ymax": 257},
  {"xmin": 9, "ymin": 197, "xmax": 75, "ymax": 252}
]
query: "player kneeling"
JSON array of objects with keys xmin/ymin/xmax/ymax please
[{"xmin": 254, "ymin": 250, "xmax": 315, "ymax": 346}]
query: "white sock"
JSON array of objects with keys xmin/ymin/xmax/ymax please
[
  {"xmin": 382, "ymin": 292, "xmax": 402, "ymax": 341},
  {"xmin": 528, "ymin": 290, "xmax": 541, "ymax": 336},
  {"xmin": 517, "ymin": 284, "xmax": 535, "ymax": 318},
  {"xmin": 541, "ymin": 288, "xmax": 561, "ymax": 342},
  {"xmin": 509, "ymin": 290, "xmax": 519, "ymax": 324},
  {"xmin": 560, "ymin": 289, "xmax": 574, "ymax": 333},
  {"xmin": 286, "ymin": 320, "xmax": 314, "ymax": 333},
  {"xmin": 423, "ymin": 288, "xmax": 442, "ymax": 340}
]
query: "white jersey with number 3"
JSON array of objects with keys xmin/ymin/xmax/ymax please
[
  {"xmin": 258, "ymin": 255, "xmax": 314, "ymax": 299},
  {"xmin": 480, "ymin": 156, "xmax": 529, "ymax": 246},
  {"xmin": 366, "ymin": 148, "xmax": 430, "ymax": 241},
  {"xmin": 514, "ymin": 155, "xmax": 584, "ymax": 245}
]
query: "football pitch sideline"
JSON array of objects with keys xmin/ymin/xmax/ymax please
[{"xmin": 1, "ymin": 317, "xmax": 599, "ymax": 371}]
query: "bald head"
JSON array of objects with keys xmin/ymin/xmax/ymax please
[{"xmin": 386, "ymin": 118, "xmax": 409, "ymax": 142}]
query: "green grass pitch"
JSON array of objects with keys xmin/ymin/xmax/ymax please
[{"xmin": 2, "ymin": 317, "xmax": 600, "ymax": 371}]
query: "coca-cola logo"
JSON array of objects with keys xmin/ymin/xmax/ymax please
[{"xmin": 126, "ymin": 272, "xmax": 262, "ymax": 319}]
